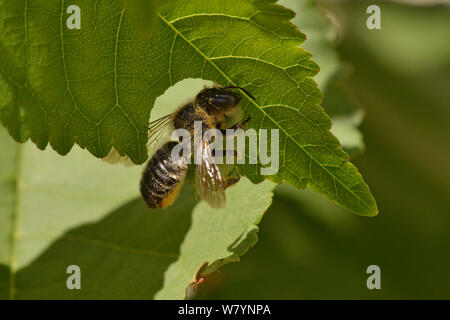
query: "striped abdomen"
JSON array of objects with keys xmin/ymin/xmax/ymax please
[{"xmin": 140, "ymin": 141, "xmax": 188, "ymax": 209}]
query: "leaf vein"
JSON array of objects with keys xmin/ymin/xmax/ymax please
[{"xmin": 157, "ymin": 11, "xmax": 372, "ymax": 210}]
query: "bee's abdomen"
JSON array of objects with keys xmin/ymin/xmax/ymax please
[{"xmin": 140, "ymin": 141, "xmax": 188, "ymax": 209}]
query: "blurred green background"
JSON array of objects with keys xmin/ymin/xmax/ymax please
[
  {"xmin": 196, "ymin": 0, "xmax": 450, "ymax": 299},
  {"xmin": 1, "ymin": 0, "xmax": 449, "ymax": 300}
]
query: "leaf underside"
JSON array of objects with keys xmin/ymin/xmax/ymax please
[
  {"xmin": 0, "ymin": 0, "xmax": 377, "ymax": 215},
  {"xmin": 0, "ymin": 125, "xmax": 275, "ymax": 299}
]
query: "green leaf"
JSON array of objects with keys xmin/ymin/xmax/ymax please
[
  {"xmin": 125, "ymin": 0, "xmax": 160, "ymax": 36},
  {"xmin": 281, "ymin": 0, "xmax": 340, "ymax": 88},
  {"xmin": 0, "ymin": 125, "xmax": 142, "ymax": 298},
  {"xmin": 156, "ymin": 178, "xmax": 275, "ymax": 299},
  {"xmin": 0, "ymin": 125, "xmax": 275, "ymax": 299},
  {"xmin": 279, "ymin": 0, "xmax": 365, "ymax": 155},
  {"xmin": 0, "ymin": 0, "xmax": 376, "ymax": 215}
]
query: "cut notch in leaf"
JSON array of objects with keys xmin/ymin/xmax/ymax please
[
  {"xmin": 0, "ymin": 0, "xmax": 376, "ymax": 215},
  {"xmin": 0, "ymin": 124, "xmax": 277, "ymax": 299}
]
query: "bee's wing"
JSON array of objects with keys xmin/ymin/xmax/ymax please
[
  {"xmin": 195, "ymin": 140, "xmax": 226, "ymax": 208},
  {"xmin": 102, "ymin": 113, "xmax": 174, "ymax": 166},
  {"xmin": 146, "ymin": 113, "xmax": 175, "ymax": 153}
]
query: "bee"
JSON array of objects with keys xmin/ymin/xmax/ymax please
[
  {"xmin": 140, "ymin": 141, "xmax": 188, "ymax": 209},
  {"xmin": 140, "ymin": 85, "xmax": 254, "ymax": 209}
]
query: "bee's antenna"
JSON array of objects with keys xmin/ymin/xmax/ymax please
[{"xmin": 223, "ymin": 86, "xmax": 256, "ymax": 101}]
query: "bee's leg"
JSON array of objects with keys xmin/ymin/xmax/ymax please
[
  {"xmin": 224, "ymin": 175, "xmax": 240, "ymax": 188},
  {"xmin": 224, "ymin": 163, "xmax": 241, "ymax": 189},
  {"xmin": 219, "ymin": 117, "xmax": 251, "ymax": 136},
  {"xmin": 210, "ymin": 149, "xmax": 241, "ymax": 189},
  {"xmin": 230, "ymin": 116, "xmax": 251, "ymax": 130},
  {"xmin": 241, "ymin": 116, "xmax": 251, "ymax": 126}
]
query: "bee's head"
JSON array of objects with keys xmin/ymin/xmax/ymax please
[{"xmin": 196, "ymin": 87, "xmax": 242, "ymax": 112}]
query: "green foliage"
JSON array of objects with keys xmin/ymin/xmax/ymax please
[
  {"xmin": 125, "ymin": 0, "xmax": 160, "ymax": 36},
  {"xmin": 0, "ymin": 0, "xmax": 376, "ymax": 216},
  {"xmin": 196, "ymin": 0, "xmax": 450, "ymax": 300},
  {"xmin": 0, "ymin": 125, "xmax": 274, "ymax": 299},
  {"xmin": 279, "ymin": 0, "xmax": 365, "ymax": 155},
  {"xmin": 0, "ymin": 0, "xmax": 382, "ymax": 300}
]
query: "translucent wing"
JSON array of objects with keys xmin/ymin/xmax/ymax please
[
  {"xmin": 146, "ymin": 113, "xmax": 175, "ymax": 153},
  {"xmin": 102, "ymin": 113, "xmax": 174, "ymax": 166},
  {"xmin": 195, "ymin": 140, "xmax": 226, "ymax": 208}
]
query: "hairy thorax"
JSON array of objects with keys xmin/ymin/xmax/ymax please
[{"xmin": 173, "ymin": 103, "xmax": 217, "ymax": 135}]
